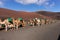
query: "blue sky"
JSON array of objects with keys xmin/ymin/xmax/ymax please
[{"xmin": 0, "ymin": 0, "xmax": 60, "ymax": 12}]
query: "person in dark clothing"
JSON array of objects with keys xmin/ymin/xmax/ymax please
[{"xmin": 58, "ymin": 35, "xmax": 60, "ymax": 40}]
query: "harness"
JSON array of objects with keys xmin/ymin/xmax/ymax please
[{"xmin": 8, "ymin": 18, "xmax": 13, "ymax": 24}]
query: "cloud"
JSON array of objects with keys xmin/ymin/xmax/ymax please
[
  {"xmin": 36, "ymin": 0, "xmax": 49, "ymax": 5},
  {"xmin": 45, "ymin": 2, "xmax": 55, "ymax": 8},
  {"xmin": 15, "ymin": 0, "xmax": 56, "ymax": 8},
  {"xmin": 0, "ymin": 1, "xmax": 4, "ymax": 6},
  {"xmin": 15, "ymin": 0, "xmax": 49, "ymax": 5},
  {"xmin": 0, "ymin": 0, "xmax": 8, "ymax": 7},
  {"xmin": 15, "ymin": 0, "xmax": 37, "ymax": 4},
  {"xmin": 50, "ymin": 2, "xmax": 55, "ymax": 7}
]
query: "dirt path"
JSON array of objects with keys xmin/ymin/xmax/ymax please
[{"xmin": 0, "ymin": 21, "xmax": 60, "ymax": 40}]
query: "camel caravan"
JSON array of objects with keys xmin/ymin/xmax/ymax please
[{"xmin": 0, "ymin": 17, "xmax": 56, "ymax": 31}]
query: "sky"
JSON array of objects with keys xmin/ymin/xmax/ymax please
[{"xmin": 0, "ymin": 0, "xmax": 60, "ymax": 12}]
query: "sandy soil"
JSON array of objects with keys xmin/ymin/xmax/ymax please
[{"xmin": 0, "ymin": 21, "xmax": 60, "ymax": 40}]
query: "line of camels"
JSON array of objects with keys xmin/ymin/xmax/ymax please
[{"xmin": 0, "ymin": 17, "xmax": 56, "ymax": 31}]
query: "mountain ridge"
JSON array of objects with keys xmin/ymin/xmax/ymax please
[{"xmin": 0, "ymin": 8, "xmax": 60, "ymax": 20}]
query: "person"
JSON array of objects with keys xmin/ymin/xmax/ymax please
[
  {"xmin": 13, "ymin": 19, "xmax": 18, "ymax": 30},
  {"xmin": 58, "ymin": 35, "xmax": 60, "ymax": 40},
  {"xmin": 41, "ymin": 19, "xmax": 45, "ymax": 25},
  {"xmin": 36, "ymin": 19, "xmax": 41, "ymax": 26}
]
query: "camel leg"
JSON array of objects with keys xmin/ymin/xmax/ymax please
[
  {"xmin": 33, "ymin": 23, "xmax": 34, "ymax": 27},
  {"xmin": 38, "ymin": 22, "xmax": 40, "ymax": 26},
  {"xmin": 16, "ymin": 25, "xmax": 18, "ymax": 30},
  {"xmin": 5, "ymin": 24, "xmax": 8, "ymax": 31}
]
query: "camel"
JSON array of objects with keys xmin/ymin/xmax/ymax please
[
  {"xmin": 3, "ymin": 18, "xmax": 15, "ymax": 31},
  {"xmin": 3, "ymin": 17, "xmax": 26, "ymax": 31},
  {"xmin": 41, "ymin": 19, "xmax": 45, "ymax": 25},
  {"xmin": 0, "ymin": 19, "xmax": 6, "ymax": 29},
  {"xmin": 47, "ymin": 19, "xmax": 52, "ymax": 24},
  {"xmin": 45, "ymin": 19, "xmax": 49, "ymax": 24},
  {"xmin": 0, "ymin": 17, "xmax": 18, "ymax": 31},
  {"xmin": 44, "ymin": 19, "xmax": 55, "ymax": 24},
  {"xmin": 46, "ymin": 19, "xmax": 53, "ymax": 24},
  {"xmin": 28, "ymin": 19, "xmax": 33, "ymax": 26},
  {"xmin": 0, "ymin": 19, "xmax": 2, "ymax": 28},
  {"xmin": 0, "ymin": 17, "xmax": 56, "ymax": 31},
  {"xmin": 28, "ymin": 18, "xmax": 41, "ymax": 26},
  {"xmin": 17, "ymin": 18, "xmax": 26, "ymax": 28},
  {"xmin": 36, "ymin": 19, "xmax": 41, "ymax": 26},
  {"xmin": 28, "ymin": 18, "xmax": 44, "ymax": 26},
  {"xmin": 12, "ymin": 19, "xmax": 19, "ymax": 30}
]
